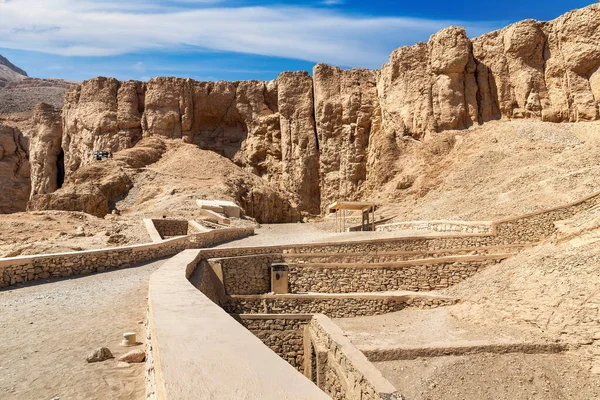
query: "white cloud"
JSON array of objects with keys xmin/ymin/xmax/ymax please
[
  {"xmin": 0, "ymin": 0, "xmax": 500, "ymax": 68},
  {"xmin": 132, "ymin": 61, "xmax": 146, "ymax": 73}
]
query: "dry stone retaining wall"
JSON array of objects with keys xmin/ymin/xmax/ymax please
[
  {"xmin": 217, "ymin": 254, "xmax": 284, "ymax": 295},
  {"xmin": 236, "ymin": 315, "xmax": 312, "ymax": 371},
  {"xmin": 492, "ymin": 192, "xmax": 600, "ymax": 242},
  {"xmin": 288, "ymin": 256, "xmax": 505, "ymax": 293},
  {"xmin": 305, "ymin": 314, "xmax": 402, "ymax": 400},
  {"xmin": 0, "ymin": 227, "xmax": 253, "ymax": 288},
  {"xmin": 223, "ymin": 295, "xmax": 456, "ymax": 318},
  {"xmin": 377, "ymin": 220, "xmax": 492, "ymax": 234},
  {"xmin": 283, "ymin": 245, "xmax": 527, "ymax": 264},
  {"xmin": 150, "ymin": 219, "xmax": 189, "ymax": 238}
]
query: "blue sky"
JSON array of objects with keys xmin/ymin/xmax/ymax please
[{"xmin": 0, "ymin": 0, "xmax": 594, "ymax": 82}]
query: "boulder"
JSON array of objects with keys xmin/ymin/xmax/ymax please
[
  {"xmin": 86, "ymin": 347, "xmax": 114, "ymax": 363},
  {"xmin": 118, "ymin": 349, "xmax": 145, "ymax": 363}
]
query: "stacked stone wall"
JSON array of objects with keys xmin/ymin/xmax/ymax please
[
  {"xmin": 305, "ymin": 314, "xmax": 401, "ymax": 400},
  {"xmin": 284, "ymin": 245, "xmax": 526, "ymax": 264},
  {"xmin": 287, "ymin": 235, "xmax": 497, "ymax": 255},
  {"xmin": 288, "ymin": 257, "xmax": 504, "ymax": 293},
  {"xmin": 217, "ymin": 254, "xmax": 283, "ymax": 295},
  {"xmin": 377, "ymin": 220, "xmax": 492, "ymax": 234},
  {"xmin": 0, "ymin": 227, "xmax": 254, "ymax": 288},
  {"xmin": 151, "ymin": 219, "xmax": 189, "ymax": 238},
  {"xmin": 492, "ymin": 192, "xmax": 600, "ymax": 242},
  {"xmin": 236, "ymin": 315, "xmax": 311, "ymax": 371},
  {"xmin": 223, "ymin": 295, "xmax": 456, "ymax": 317}
]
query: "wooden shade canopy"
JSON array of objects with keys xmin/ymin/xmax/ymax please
[{"xmin": 328, "ymin": 201, "xmax": 378, "ymax": 232}]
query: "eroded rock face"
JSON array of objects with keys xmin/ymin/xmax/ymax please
[
  {"xmin": 62, "ymin": 77, "xmax": 145, "ymax": 177},
  {"xmin": 0, "ymin": 124, "xmax": 30, "ymax": 213},
  {"xmin": 313, "ymin": 64, "xmax": 381, "ymax": 211},
  {"xmin": 28, "ymin": 103, "xmax": 63, "ymax": 198},
  {"xmin": 277, "ymin": 72, "xmax": 320, "ymax": 215},
  {"xmin": 23, "ymin": 3, "xmax": 600, "ymax": 219}
]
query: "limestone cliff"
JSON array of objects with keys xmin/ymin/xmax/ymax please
[
  {"xmin": 16, "ymin": 4, "xmax": 600, "ymax": 219},
  {"xmin": 0, "ymin": 124, "xmax": 30, "ymax": 213},
  {"xmin": 28, "ymin": 103, "xmax": 63, "ymax": 199}
]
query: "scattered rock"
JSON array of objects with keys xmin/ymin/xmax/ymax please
[
  {"xmin": 118, "ymin": 349, "xmax": 145, "ymax": 363},
  {"xmin": 86, "ymin": 347, "xmax": 114, "ymax": 363},
  {"xmin": 116, "ymin": 362, "xmax": 131, "ymax": 369}
]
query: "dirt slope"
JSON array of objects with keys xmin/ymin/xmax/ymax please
[{"xmin": 377, "ymin": 120, "xmax": 600, "ymax": 222}]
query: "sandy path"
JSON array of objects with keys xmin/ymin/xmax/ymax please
[
  {"xmin": 216, "ymin": 222, "xmax": 457, "ymax": 248},
  {"xmin": 0, "ymin": 259, "xmax": 164, "ymax": 400}
]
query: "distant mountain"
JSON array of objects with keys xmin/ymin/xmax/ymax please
[
  {"xmin": 0, "ymin": 54, "xmax": 28, "ymax": 77},
  {"xmin": 0, "ymin": 54, "xmax": 77, "ymax": 114}
]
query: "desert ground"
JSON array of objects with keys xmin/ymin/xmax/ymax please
[{"xmin": 0, "ymin": 3, "xmax": 599, "ymax": 399}]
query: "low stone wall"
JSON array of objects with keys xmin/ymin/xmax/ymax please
[
  {"xmin": 286, "ymin": 235, "xmax": 498, "ymax": 255},
  {"xmin": 0, "ymin": 227, "xmax": 254, "ymax": 288},
  {"xmin": 377, "ymin": 220, "xmax": 492, "ymax": 234},
  {"xmin": 188, "ymin": 259, "xmax": 224, "ymax": 305},
  {"xmin": 215, "ymin": 253, "xmax": 284, "ymax": 295},
  {"xmin": 305, "ymin": 314, "xmax": 402, "ymax": 400},
  {"xmin": 288, "ymin": 255, "xmax": 507, "ymax": 293},
  {"xmin": 223, "ymin": 293, "xmax": 457, "ymax": 318},
  {"xmin": 491, "ymin": 189, "xmax": 600, "ymax": 242},
  {"xmin": 235, "ymin": 314, "xmax": 312, "ymax": 371},
  {"xmin": 151, "ymin": 219, "xmax": 189, "ymax": 238},
  {"xmin": 147, "ymin": 250, "xmax": 329, "ymax": 400},
  {"xmin": 284, "ymin": 244, "xmax": 527, "ymax": 264}
]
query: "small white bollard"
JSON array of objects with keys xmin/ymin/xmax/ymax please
[{"xmin": 121, "ymin": 332, "xmax": 137, "ymax": 347}]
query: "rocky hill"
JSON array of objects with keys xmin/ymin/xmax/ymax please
[
  {"xmin": 0, "ymin": 54, "xmax": 76, "ymax": 114},
  {"xmin": 0, "ymin": 53, "xmax": 28, "ymax": 88},
  {"xmin": 1, "ymin": 4, "xmax": 599, "ymax": 222}
]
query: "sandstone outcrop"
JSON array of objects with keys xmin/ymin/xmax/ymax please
[
  {"xmin": 28, "ymin": 103, "xmax": 63, "ymax": 199},
  {"xmin": 6, "ymin": 4, "xmax": 600, "ymax": 220},
  {"xmin": 28, "ymin": 139, "xmax": 160, "ymax": 217},
  {"xmin": 62, "ymin": 77, "xmax": 145, "ymax": 178},
  {"xmin": 313, "ymin": 64, "xmax": 381, "ymax": 210},
  {"xmin": 0, "ymin": 123, "xmax": 30, "ymax": 213}
]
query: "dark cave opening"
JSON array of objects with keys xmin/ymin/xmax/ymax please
[{"xmin": 56, "ymin": 149, "xmax": 65, "ymax": 189}]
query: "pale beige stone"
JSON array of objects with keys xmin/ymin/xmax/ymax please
[{"xmin": 118, "ymin": 349, "xmax": 145, "ymax": 363}]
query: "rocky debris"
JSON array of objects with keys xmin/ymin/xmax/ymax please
[
  {"xmin": 0, "ymin": 123, "xmax": 30, "ymax": 213},
  {"xmin": 85, "ymin": 347, "xmax": 113, "ymax": 363},
  {"xmin": 117, "ymin": 349, "xmax": 145, "ymax": 363}
]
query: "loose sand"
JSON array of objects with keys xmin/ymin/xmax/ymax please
[{"xmin": 0, "ymin": 259, "xmax": 164, "ymax": 400}]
